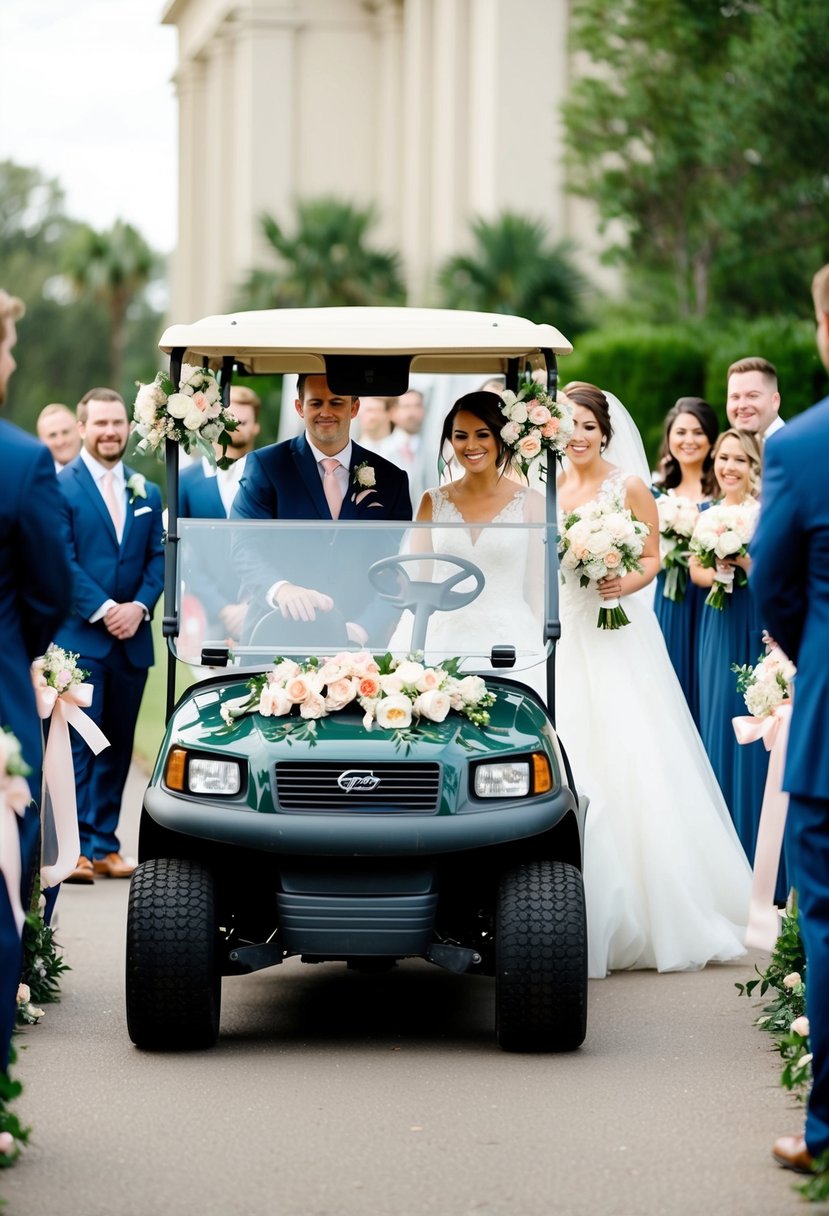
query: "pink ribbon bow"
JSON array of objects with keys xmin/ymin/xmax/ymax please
[
  {"xmin": 733, "ymin": 701, "xmax": 793, "ymax": 951},
  {"xmin": 0, "ymin": 772, "xmax": 32, "ymax": 934},
  {"xmin": 33, "ymin": 678, "xmax": 110, "ymax": 888}
]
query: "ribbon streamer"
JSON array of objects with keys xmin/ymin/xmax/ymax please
[
  {"xmin": 733, "ymin": 701, "xmax": 792, "ymax": 951},
  {"xmin": 0, "ymin": 774, "xmax": 32, "ymax": 934},
  {"xmin": 33, "ymin": 681, "xmax": 110, "ymax": 888}
]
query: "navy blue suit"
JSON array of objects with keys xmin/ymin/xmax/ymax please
[
  {"xmin": 231, "ymin": 435, "xmax": 411, "ymax": 645},
  {"xmin": 752, "ymin": 400, "xmax": 829, "ymax": 1155},
  {"xmin": 179, "ymin": 460, "xmax": 225, "ymax": 519},
  {"xmin": 56, "ymin": 457, "xmax": 164, "ymax": 859},
  {"xmin": 0, "ymin": 420, "xmax": 72, "ymax": 1069},
  {"xmin": 178, "ymin": 460, "xmax": 231, "ymax": 636}
]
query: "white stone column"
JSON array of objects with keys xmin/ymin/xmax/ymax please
[
  {"xmin": 400, "ymin": 0, "xmax": 433, "ymax": 304},
  {"xmin": 171, "ymin": 56, "xmax": 208, "ymax": 322},
  {"xmin": 372, "ymin": 0, "xmax": 404, "ymax": 252}
]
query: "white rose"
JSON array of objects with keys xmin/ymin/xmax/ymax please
[
  {"xmin": 259, "ymin": 685, "xmax": 292, "ymax": 717},
  {"xmin": 134, "ymin": 384, "xmax": 160, "ymax": 425},
  {"xmin": 510, "ymin": 401, "xmax": 528, "ymax": 424},
  {"xmin": 457, "ymin": 675, "xmax": 487, "ymax": 704},
  {"xmin": 415, "ymin": 667, "xmax": 443, "ymax": 692},
  {"xmin": 603, "ymin": 512, "xmax": 635, "ymax": 543},
  {"xmin": 586, "ymin": 528, "xmax": 613, "ymax": 556},
  {"xmin": 413, "ymin": 689, "xmax": 451, "ymax": 722},
  {"xmin": 528, "ymin": 404, "xmax": 551, "ymax": 426},
  {"xmin": 783, "ymin": 972, "xmax": 802, "ymax": 989},
  {"xmin": 325, "ymin": 677, "xmax": 358, "ymax": 710},
  {"xmin": 379, "ymin": 672, "xmax": 405, "ymax": 696},
  {"xmin": 178, "ymin": 363, "xmax": 202, "ymax": 387},
  {"xmin": 714, "ymin": 530, "xmax": 742, "ymax": 559},
  {"xmin": 375, "ymin": 694, "xmax": 413, "ymax": 730},
  {"xmin": 791, "ymin": 1016, "xmax": 810, "ymax": 1038},
  {"xmin": 300, "ymin": 690, "xmax": 327, "ymax": 720},
  {"xmin": 394, "ymin": 659, "xmax": 425, "ymax": 687},
  {"xmin": 356, "ymin": 466, "xmax": 376, "ymax": 488},
  {"xmin": 500, "ymin": 421, "xmax": 521, "ymax": 446},
  {"xmin": 165, "ymin": 392, "xmax": 195, "ymax": 421}
]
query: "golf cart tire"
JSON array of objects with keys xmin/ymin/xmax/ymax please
[
  {"xmin": 495, "ymin": 859, "xmax": 587, "ymax": 1053},
  {"xmin": 126, "ymin": 857, "xmax": 221, "ymax": 1050}
]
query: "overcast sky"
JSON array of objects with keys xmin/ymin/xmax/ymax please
[{"xmin": 0, "ymin": 0, "xmax": 178, "ymax": 252}]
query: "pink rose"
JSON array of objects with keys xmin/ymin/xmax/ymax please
[
  {"xmin": 413, "ymin": 689, "xmax": 451, "ymax": 723},
  {"xmin": 529, "ymin": 404, "xmax": 551, "ymax": 426},
  {"xmin": 542, "ymin": 418, "xmax": 560, "ymax": 438},
  {"xmin": 258, "ymin": 685, "xmax": 292, "ymax": 716},
  {"xmin": 300, "ymin": 690, "xmax": 327, "ymax": 720},
  {"xmin": 416, "ymin": 668, "xmax": 442, "ymax": 692},
  {"xmin": 286, "ymin": 675, "xmax": 312, "ymax": 703},
  {"xmin": 358, "ymin": 674, "xmax": 381, "ymax": 699},
  {"xmin": 603, "ymin": 550, "xmax": 621, "ymax": 568},
  {"xmin": 517, "ymin": 433, "xmax": 542, "ymax": 460},
  {"xmin": 325, "ymin": 677, "xmax": 358, "ymax": 709}
]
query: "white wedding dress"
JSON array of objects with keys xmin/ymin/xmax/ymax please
[
  {"xmin": 556, "ymin": 469, "xmax": 751, "ymax": 977},
  {"xmin": 389, "ymin": 487, "xmax": 548, "ymax": 694}
]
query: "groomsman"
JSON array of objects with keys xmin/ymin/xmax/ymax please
[
  {"xmin": 0, "ymin": 289, "xmax": 72, "ymax": 1071},
  {"xmin": 36, "ymin": 402, "xmax": 82, "ymax": 472},
  {"xmin": 726, "ymin": 356, "xmax": 784, "ymax": 442},
  {"xmin": 56, "ymin": 389, "xmax": 164, "ymax": 884},
  {"xmin": 752, "ymin": 264, "xmax": 829, "ymax": 1174}
]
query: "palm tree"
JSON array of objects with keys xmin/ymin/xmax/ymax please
[
  {"xmin": 438, "ymin": 212, "xmax": 590, "ymax": 336},
  {"xmin": 63, "ymin": 220, "xmax": 156, "ymax": 387},
  {"xmin": 236, "ymin": 197, "xmax": 406, "ymax": 309}
]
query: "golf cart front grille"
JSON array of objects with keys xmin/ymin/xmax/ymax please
[{"xmin": 275, "ymin": 762, "xmax": 441, "ymax": 813}]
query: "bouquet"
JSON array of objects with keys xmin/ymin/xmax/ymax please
[
  {"xmin": 32, "ymin": 644, "xmax": 88, "ymax": 696},
  {"xmin": 559, "ymin": 497, "xmax": 649, "ymax": 629},
  {"xmin": 733, "ymin": 647, "xmax": 796, "ymax": 719},
  {"xmin": 222, "ymin": 652, "xmax": 496, "ymax": 735},
  {"xmin": 656, "ymin": 494, "xmax": 699, "ymax": 602},
  {"xmin": 689, "ymin": 499, "xmax": 759, "ymax": 611},
  {"xmin": 498, "ymin": 381, "xmax": 574, "ymax": 480},
  {"xmin": 133, "ymin": 363, "xmax": 238, "ymax": 466}
]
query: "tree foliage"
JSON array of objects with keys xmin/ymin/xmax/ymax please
[
  {"xmin": 438, "ymin": 212, "xmax": 590, "ymax": 336},
  {"xmin": 236, "ymin": 197, "xmax": 406, "ymax": 309},
  {"xmin": 563, "ymin": 0, "xmax": 829, "ymax": 320}
]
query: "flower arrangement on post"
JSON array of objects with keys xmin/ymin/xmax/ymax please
[
  {"xmin": 656, "ymin": 494, "xmax": 699, "ymax": 602},
  {"xmin": 733, "ymin": 647, "xmax": 796, "ymax": 719},
  {"xmin": 133, "ymin": 363, "xmax": 238, "ymax": 467},
  {"xmin": 0, "ymin": 728, "xmax": 31, "ymax": 936},
  {"xmin": 221, "ymin": 651, "xmax": 496, "ymax": 740},
  {"xmin": 558, "ymin": 493, "xmax": 649, "ymax": 629},
  {"xmin": 498, "ymin": 381, "xmax": 574, "ymax": 480},
  {"xmin": 689, "ymin": 498, "xmax": 759, "ymax": 610}
]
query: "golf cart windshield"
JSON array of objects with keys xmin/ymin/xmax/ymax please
[{"xmin": 175, "ymin": 518, "xmax": 554, "ymax": 681}]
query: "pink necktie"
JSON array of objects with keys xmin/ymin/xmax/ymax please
[
  {"xmin": 101, "ymin": 470, "xmax": 124, "ymax": 539},
  {"xmin": 321, "ymin": 458, "xmax": 344, "ymax": 519}
]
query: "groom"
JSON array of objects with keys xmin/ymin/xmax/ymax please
[
  {"xmin": 231, "ymin": 373, "xmax": 412, "ymax": 646},
  {"xmin": 752, "ymin": 263, "xmax": 829, "ymax": 1175}
]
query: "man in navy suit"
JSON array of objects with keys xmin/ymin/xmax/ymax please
[
  {"xmin": 179, "ymin": 386, "xmax": 261, "ymax": 646},
  {"xmin": 0, "ymin": 288, "xmax": 73, "ymax": 1072},
  {"xmin": 753, "ymin": 263, "xmax": 829, "ymax": 1175},
  {"xmin": 232, "ymin": 374, "xmax": 411, "ymax": 647},
  {"xmin": 57, "ymin": 388, "xmax": 164, "ymax": 884}
]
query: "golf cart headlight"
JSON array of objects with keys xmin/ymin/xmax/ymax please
[
  {"xmin": 474, "ymin": 761, "xmax": 530, "ymax": 798},
  {"xmin": 187, "ymin": 757, "xmax": 242, "ymax": 796}
]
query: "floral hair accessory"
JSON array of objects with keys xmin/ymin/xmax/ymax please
[
  {"xmin": 133, "ymin": 364, "xmax": 238, "ymax": 468},
  {"xmin": 126, "ymin": 472, "xmax": 147, "ymax": 504},
  {"xmin": 498, "ymin": 380, "xmax": 574, "ymax": 480}
]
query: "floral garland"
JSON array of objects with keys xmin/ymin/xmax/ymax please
[
  {"xmin": 221, "ymin": 651, "xmax": 496, "ymax": 735},
  {"xmin": 133, "ymin": 363, "xmax": 238, "ymax": 467},
  {"xmin": 498, "ymin": 381, "xmax": 574, "ymax": 480}
]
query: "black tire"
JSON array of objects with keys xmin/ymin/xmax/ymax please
[
  {"xmin": 126, "ymin": 858, "xmax": 221, "ymax": 1050},
  {"xmin": 495, "ymin": 859, "xmax": 587, "ymax": 1053}
]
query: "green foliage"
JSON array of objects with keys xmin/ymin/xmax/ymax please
[
  {"xmin": 20, "ymin": 882, "xmax": 69, "ymax": 1010},
  {"xmin": 0, "ymin": 1048, "xmax": 30, "ymax": 1168},
  {"xmin": 438, "ymin": 212, "xmax": 591, "ymax": 338},
  {"xmin": 561, "ymin": 325, "xmax": 710, "ymax": 464},
  {"xmin": 563, "ymin": 0, "xmax": 829, "ymax": 321},
  {"xmin": 236, "ymin": 197, "xmax": 406, "ymax": 309}
]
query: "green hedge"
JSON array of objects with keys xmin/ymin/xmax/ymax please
[{"xmin": 559, "ymin": 319, "xmax": 828, "ymax": 467}]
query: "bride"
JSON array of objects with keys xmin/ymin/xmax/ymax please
[
  {"xmin": 390, "ymin": 390, "xmax": 548, "ymax": 691},
  {"xmin": 556, "ymin": 382, "xmax": 750, "ymax": 977}
]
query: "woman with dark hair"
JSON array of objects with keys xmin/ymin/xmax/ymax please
[
  {"xmin": 652, "ymin": 397, "xmax": 720, "ymax": 725},
  {"xmin": 555, "ymin": 381, "xmax": 750, "ymax": 978},
  {"xmin": 388, "ymin": 390, "xmax": 547, "ymax": 690}
]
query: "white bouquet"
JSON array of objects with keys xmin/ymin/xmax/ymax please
[
  {"xmin": 559, "ymin": 497, "xmax": 649, "ymax": 629},
  {"xmin": 133, "ymin": 363, "xmax": 238, "ymax": 466},
  {"xmin": 689, "ymin": 499, "xmax": 759, "ymax": 611},
  {"xmin": 656, "ymin": 493, "xmax": 699, "ymax": 603},
  {"xmin": 733, "ymin": 647, "xmax": 796, "ymax": 718},
  {"xmin": 499, "ymin": 381, "xmax": 574, "ymax": 480}
]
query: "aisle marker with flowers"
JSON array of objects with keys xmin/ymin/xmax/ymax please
[
  {"xmin": 558, "ymin": 491, "xmax": 649, "ymax": 629},
  {"xmin": 0, "ymin": 729, "xmax": 31, "ymax": 935},
  {"xmin": 221, "ymin": 651, "xmax": 496, "ymax": 740},
  {"xmin": 498, "ymin": 381, "xmax": 574, "ymax": 480},
  {"xmin": 689, "ymin": 498, "xmax": 759, "ymax": 610},
  {"xmin": 656, "ymin": 494, "xmax": 699, "ymax": 602},
  {"xmin": 133, "ymin": 363, "xmax": 238, "ymax": 467}
]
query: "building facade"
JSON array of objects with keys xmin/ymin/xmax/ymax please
[{"xmin": 162, "ymin": 0, "xmax": 603, "ymax": 322}]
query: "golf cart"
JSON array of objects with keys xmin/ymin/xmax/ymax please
[{"xmin": 126, "ymin": 307, "xmax": 588, "ymax": 1053}]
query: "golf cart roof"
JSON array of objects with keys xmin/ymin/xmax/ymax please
[{"xmin": 158, "ymin": 307, "xmax": 572, "ymax": 376}]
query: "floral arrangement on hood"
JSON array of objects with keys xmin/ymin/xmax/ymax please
[
  {"xmin": 221, "ymin": 651, "xmax": 496, "ymax": 736},
  {"xmin": 133, "ymin": 363, "xmax": 238, "ymax": 466},
  {"xmin": 498, "ymin": 380, "xmax": 575, "ymax": 480}
]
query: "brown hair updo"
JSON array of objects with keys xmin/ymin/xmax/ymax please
[{"xmin": 561, "ymin": 381, "xmax": 614, "ymax": 447}]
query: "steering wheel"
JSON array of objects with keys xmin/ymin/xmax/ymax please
[{"xmin": 368, "ymin": 553, "xmax": 485, "ymax": 654}]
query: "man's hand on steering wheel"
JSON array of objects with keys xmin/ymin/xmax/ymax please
[{"xmin": 275, "ymin": 582, "xmax": 334, "ymax": 622}]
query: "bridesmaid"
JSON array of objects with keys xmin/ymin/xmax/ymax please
[
  {"xmin": 652, "ymin": 398, "xmax": 719, "ymax": 725},
  {"xmin": 691, "ymin": 430, "xmax": 783, "ymax": 899}
]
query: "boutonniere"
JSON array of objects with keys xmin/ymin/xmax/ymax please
[
  {"xmin": 351, "ymin": 461, "xmax": 378, "ymax": 505},
  {"xmin": 126, "ymin": 473, "xmax": 147, "ymax": 504}
]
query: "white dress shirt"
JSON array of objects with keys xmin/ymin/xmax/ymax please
[
  {"xmin": 79, "ymin": 448, "xmax": 147, "ymax": 622},
  {"xmin": 200, "ymin": 454, "xmax": 248, "ymax": 517}
]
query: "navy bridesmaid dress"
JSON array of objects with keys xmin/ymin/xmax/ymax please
[
  {"xmin": 697, "ymin": 577, "xmax": 787, "ymax": 902},
  {"xmin": 652, "ymin": 490, "xmax": 706, "ymax": 727}
]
